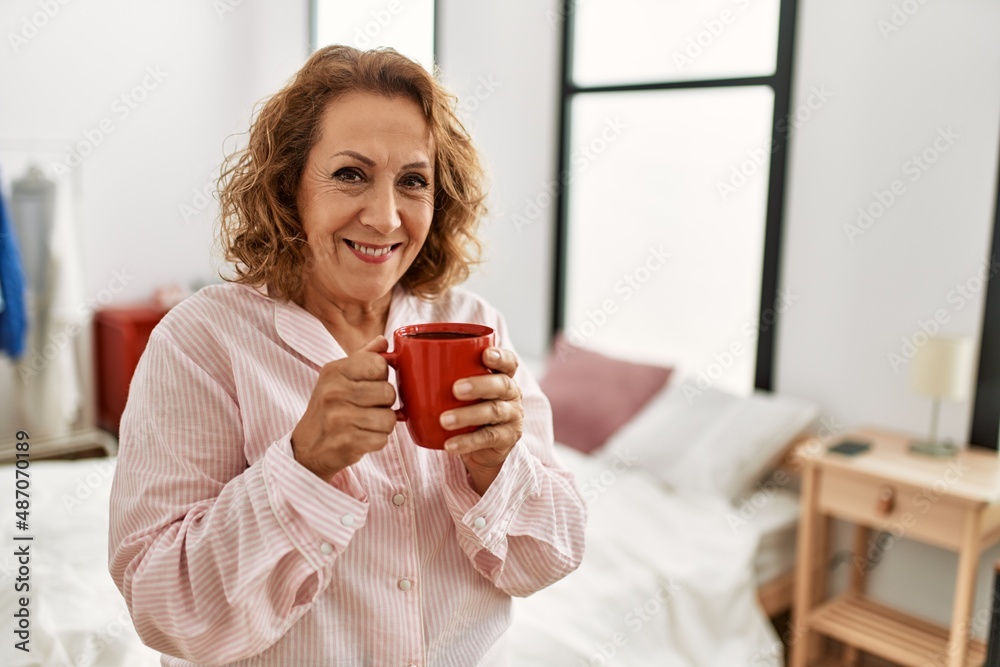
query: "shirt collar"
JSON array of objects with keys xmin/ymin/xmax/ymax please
[{"xmin": 271, "ymin": 284, "xmax": 417, "ymax": 368}]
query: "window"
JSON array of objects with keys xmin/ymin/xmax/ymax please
[
  {"xmin": 311, "ymin": 0, "xmax": 436, "ymax": 70},
  {"xmin": 553, "ymin": 0, "xmax": 798, "ymax": 395},
  {"xmin": 572, "ymin": 0, "xmax": 780, "ymax": 86}
]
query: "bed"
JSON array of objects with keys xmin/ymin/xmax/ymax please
[
  {"xmin": 0, "ymin": 354, "xmax": 816, "ymax": 667},
  {"xmin": 507, "ymin": 441, "xmax": 802, "ymax": 667},
  {"xmin": 0, "ymin": 449, "xmax": 803, "ymax": 667},
  {"xmin": 0, "ymin": 455, "xmax": 159, "ymax": 667},
  {"xmin": 506, "ymin": 342, "xmax": 816, "ymax": 666}
]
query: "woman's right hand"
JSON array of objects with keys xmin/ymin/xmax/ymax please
[{"xmin": 291, "ymin": 336, "xmax": 398, "ymax": 480}]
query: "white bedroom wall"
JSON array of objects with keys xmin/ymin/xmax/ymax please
[
  {"xmin": 777, "ymin": 0, "xmax": 1000, "ymax": 632},
  {"xmin": 0, "ymin": 0, "xmax": 309, "ymax": 435},
  {"xmin": 777, "ymin": 0, "xmax": 1000, "ymax": 473},
  {"xmin": 0, "ymin": 0, "xmax": 309, "ymax": 303}
]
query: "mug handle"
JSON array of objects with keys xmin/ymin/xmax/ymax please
[{"xmin": 379, "ymin": 351, "xmax": 407, "ymax": 422}]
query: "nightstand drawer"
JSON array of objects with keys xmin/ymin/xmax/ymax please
[{"xmin": 817, "ymin": 467, "xmax": 967, "ymax": 550}]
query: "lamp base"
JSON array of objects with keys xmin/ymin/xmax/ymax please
[{"xmin": 908, "ymin": 439, "xmax": 959, "ymax": 458}]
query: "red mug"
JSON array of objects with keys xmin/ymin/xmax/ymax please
[{"xmin": 381, "ymin": 323, "xmax": 495, "ymax": 449}]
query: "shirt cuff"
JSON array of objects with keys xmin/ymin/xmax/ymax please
[
  {"xmin": 262, "ymin": 437, "xmax": 369, "ymax": 569},
  {"xmin": 443, "ymin": 440, "xmax": 541, "ymax": 560}
]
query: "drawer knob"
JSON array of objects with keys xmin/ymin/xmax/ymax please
[{"xmin": 877, "ymin": 485, "xmax": 896, "ymax": 516}]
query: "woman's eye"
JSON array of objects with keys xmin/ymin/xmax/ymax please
[
  {"xmin": 333, "ymin": 168, "xmax": 364, "ymax": 183},
  {"xmin": 400, "ymin": 174, "xmax": 429, "ymax": 189}
]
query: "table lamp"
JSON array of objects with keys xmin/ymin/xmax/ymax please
[{"xmin": 909, "ymin": 335, "xmax": 975, "ymax": 457}]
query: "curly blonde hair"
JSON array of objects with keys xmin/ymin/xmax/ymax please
[{"xmin": 217, "ymin": 45, "xmax": 486, "ymax": 301}]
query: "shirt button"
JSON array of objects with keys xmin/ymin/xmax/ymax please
[
  {"xmin": 473, "ymin": 516, "xmax": 486, "ymax": 529},
  {"xmin": 320, "ymin": 542, "xmax": 333, "ymax": 555},
  {"xmin": 341, "ymin": 514, "xmax": 355, "ymax": 527},
  {"xmin": 392, "ymin": 493, "xmax": 406, "ymax": 506},
  {"xmin": 398, "ymin": 578, "xmax": 412, "ymax": 592}
]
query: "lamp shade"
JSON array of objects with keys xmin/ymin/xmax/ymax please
[{"xmin": 909, "ymin": 335, "xmax": 975, "ymax": 401}]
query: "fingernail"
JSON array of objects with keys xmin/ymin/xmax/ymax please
[
  {"xmin": 441, "ymin": 413, "xmax": 457, "ymax": 428},
  {"xmin": 455, "ymin": 381, "xmax": 473, "ymax": 397},
  {"xmin": 445, "ymin": 441, "xmax": 459, "ymax": 453},
  {"xmin": 488, "ymin": 349, "xmax": 500, "ymax": 361}
]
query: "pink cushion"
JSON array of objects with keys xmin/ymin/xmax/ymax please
[{"xmin": 540, "ymin": 336, "xmax": 673, "ymax": 454}]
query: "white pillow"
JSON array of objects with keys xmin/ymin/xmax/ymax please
[{"xmin": 595, "ymin": 381, "xmax": 819, "ymax": 503}]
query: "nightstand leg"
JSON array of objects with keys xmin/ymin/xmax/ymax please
[
  {"xmin": 843, "ymin": 525, "xmax": 871, "ymax": 666},
  {"xmin": 849, "ymin": 525, "xmax": 871, "ymax": 594},
  {"xmin": 808, "ymin": 514, "xmax": 830, "ymax": 662},
  {"xmin": 947, "ymin": 510, "xmax": 982, "ymax": 667},
  {"xmin": 791, "ymin": 463, "xmax": 819, "ymax": 667}
]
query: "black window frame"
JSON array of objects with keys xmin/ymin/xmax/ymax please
[{"xmin": 970, "ymin": 137, "xmax": 1000, "ymax": 450}]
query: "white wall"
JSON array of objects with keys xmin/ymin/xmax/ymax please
[
  {"xmin": 0, "ymin": 0, "xmax": 309, "ymax": 434},
  {"xmin": 778, "ymin": 0, "xmax": 1000, "ymax": 454},
  {"xmin": 1, "ymin": 0, "xmax": 309, "ymax": 299},
  {"xmin": 777, "ymin": 0, "xmax": 1000, "ymax": 632}
]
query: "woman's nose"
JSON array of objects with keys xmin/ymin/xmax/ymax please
[{"xmin": 360, "ymin": 181, "xmax": 402, "ymax": 234}]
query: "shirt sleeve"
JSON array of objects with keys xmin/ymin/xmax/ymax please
[
  {"xmin": 440, "ymin": 307, "xmax": 587, "ymax": 597},
  {"xmin": 108, "ymin": 331, "xmax": 368, "ymax": 664}
]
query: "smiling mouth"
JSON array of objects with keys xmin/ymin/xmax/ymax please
[{"xmin": 345, "ymin": 240, "xmax": 402, "ymax": 257}]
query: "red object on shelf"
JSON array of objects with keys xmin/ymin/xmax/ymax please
[{"xmin": 94, "ymin": 304, "xmax": 170, "ymax": 436}]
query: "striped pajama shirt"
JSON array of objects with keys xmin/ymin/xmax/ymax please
[{"xmin": 108, "ymin": 283, "xmax": 586, "ymax": 667}]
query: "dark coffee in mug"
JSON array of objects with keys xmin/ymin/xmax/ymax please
[{"xmin": 407, "ymin": 332, "xmax": 480, "ymax": 340}]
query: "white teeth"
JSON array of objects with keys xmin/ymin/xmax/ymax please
[{"xmin": 349, "ymin": 241, "xmax": 394, "ymax": 257}]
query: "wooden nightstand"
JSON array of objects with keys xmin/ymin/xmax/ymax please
[{"xmin": 790, "ymin": 427, "xmax": 1000, "ymax": 667}]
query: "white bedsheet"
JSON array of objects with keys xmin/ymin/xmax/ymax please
[
  {"xmin": 0, "ymin": 457, "xmax": 160, "ymax": 667},
  {"xmin": 752, "ymin": 488, "xmax": 799, "ymax": 587},
  {"xmin": 0, "ymin": 448, "xmax": 789, "ymax": 667},
  {"xmin": 508, "ymin": 444, "xmax": 783, "ymax": 667}
]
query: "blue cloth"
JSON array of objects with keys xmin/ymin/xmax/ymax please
[{"xmin": 0, "ymin": 179, "xmax": 28, "ymax": 358}]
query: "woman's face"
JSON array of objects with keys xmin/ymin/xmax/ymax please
[{"xmin": 296, "ymin": 92, "xmax": 435, "ymax": 309}]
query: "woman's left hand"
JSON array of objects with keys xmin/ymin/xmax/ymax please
[{"xmin": 440, "ymin": 347, "xmax": 524, "ymax": 495}]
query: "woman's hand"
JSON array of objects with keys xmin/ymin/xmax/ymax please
[
  {"xmin": 440, "ymin": 347, "xmax": 524, "ymax": 495},
  {"xmin": 291, "ymin": 336, "xmax": 398, "ymax": 481}
]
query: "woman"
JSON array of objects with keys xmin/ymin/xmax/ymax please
[{"xmin": 108, "ymin": 45, "xmax": 586, "ymax": 666}]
